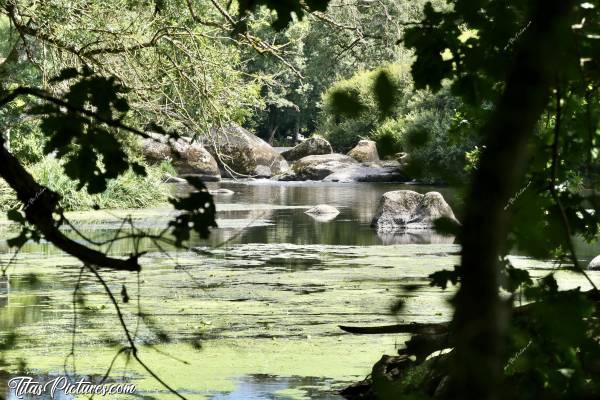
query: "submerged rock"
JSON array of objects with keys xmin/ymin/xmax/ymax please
[
  {"xmin": 292, "ymin": 154, "xmax": 358, "ymax": 180},
  {"xmin": 142, "ymin": 133, "xmax": 221, "ymax": 181},
  {"xmin": 305, "ymin": 204, "xmax": 340, "ymax": 222},
  {"xmin": 281, "ymin": 136, "xmax": 333, "ymax": 162},
  {"xmin": 371, "ymin": 190, "xmax": 458, "ymax": 231},
  {"xmin": 209, "ymin": 188, "xmax": 235, "ymax": 196},
  {"xmin": 161, "ymin": 173, "xmax": 187, "ymax": 183},
  {"xmin": 305, "ymin": 204, "xmax": 340, "ymax": 215},
  {"xmin": 588, "ymin": 255, "xmax": 600, "ymax": 270},
  {"xmin": 347, "ymin": 139, "xmax": 380, "ymax": 163},
  {"xmin": 209, "ymin": 124, "xmax": 290, "ymax": 178}
]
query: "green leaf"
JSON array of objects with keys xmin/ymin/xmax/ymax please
[
  {"xmin": 7, "ymin": 230, "xmax": 29, "ymax": 248},
  {"xmin": 7, "ymin": 209, "xmax": 25, "ymax": 223},
  {"xmin": 49, "ymin": 67, "xmax": 80, "ymax": 83},
  {"xmin": 168, "ymin": 177, "xmax": 217, "ymax": 245},
  {"xmin": 121, "ymin": 285, "xmax": 130, "ymax": 303},
  {"xmin": 131, "ymin": 163, "xmax": 147, "ymax": 176},
  {"xmin": 429, "ymin": 266, "xmax": 461, "ymax": 289}
]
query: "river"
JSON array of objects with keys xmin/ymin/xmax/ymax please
[{"xmin": 0, "ymin": 180, "xmax": 597, "ymax": 399}]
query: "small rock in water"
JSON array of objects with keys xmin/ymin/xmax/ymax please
[
  {"xmin": 588, "ymin": 255, "xmax": 600, "ymax": 270},
  {"xmin": 209, "ymin": 188, "xmax": 235, "ymax": 196},
  {"xmin": 304, "ymin": 204, "xmax": 340, "ymax": 216},
  {"xmin": 161, "ymin": 173, "xmax": 187, "ymax": 183},
  {"xmin": 305, "ymin": 204, "xmax": 340, "ymax": 222}
]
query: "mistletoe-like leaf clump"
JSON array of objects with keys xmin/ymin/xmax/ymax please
[
  {"xmin": 237, "ymin": 0, "xmax": 331, "ymax": 30},
  {"xmin": 168, "ymin": 176, "xmax": 217, "ymax": 246}
]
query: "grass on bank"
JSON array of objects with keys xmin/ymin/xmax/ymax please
[{"xmin": 0, "ymin": 157, "xmax": 175, "ymax": 212}]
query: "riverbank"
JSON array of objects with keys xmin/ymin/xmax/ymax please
[{"xmin": 0, "ymin": 158, "xmax": 174, "ymax": 212}]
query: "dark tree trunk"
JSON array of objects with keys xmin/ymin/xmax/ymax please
[{"xmin": 450, "ymin": 1, "xmax": 576, "ymax": 399}]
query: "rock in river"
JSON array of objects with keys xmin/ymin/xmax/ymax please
[
  {"xmin": 209, "ymin": 124, "xmax": 290, "ymax": 178},
  {"xmin": 292, "ymin": 154, "xmax": 358, "ymax": 180},
  {"xmin": 371, "ymin": 190, "xmax": 458, "ymax": 231},
  {"xmin": 305, "ymin": 204, "xmax": 340, "ymax": 216},
  {"xmin": 281, "ymin": 136, "xmax": 333, "ymax": 162},
  {"xmin": 161, "ymin": 173, "xmax": 187, "ymax": 183},
  {"xmin": 347, "ymin": 139, "xmax": 380, "ymax": 163},
  {"xmin": 142, "ymin": 133, "xmax": 221, "ymax": 181},
  {"xmin": 323, "ymin": 163, "xmax": 405, "ymax": 183},
  {"xmin": 209, "ymin": 188, "xmax": 235, "ymax": 196},
  {"xmin": 305, "ymin": 204, "xmax": 340, "ymax": 222},
  {"xmin": 588, "ymin": 255, "xmax": 600, "ymax": 270}
]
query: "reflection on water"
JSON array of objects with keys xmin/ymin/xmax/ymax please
[
  {"xmin": 0, "ymin": 275, "xmax": 48, "ymax": 330},
  {"xmin": 210, "ymin": 375, "xmax": 343, "ymax": 400},
  {"xmin": 377, "ymin": 230, "xmax": 456, "ymax": 245},
  {"xmin": 0, "ymin": 181, "xmax": 458, "ymax": 258},
  {"xmin": 206, "ymin": 180, "xmax": 458, "ymax": 247}
]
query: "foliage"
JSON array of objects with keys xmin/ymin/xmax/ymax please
[
  {"xmin": 389, "ymin": 0, "xmax": 600, "ymax": 398},
  {"xmin": 1, "ymin": 0, "xmax": 263, "ymax": 141},
  {"xmin": 0, "ymin": 0, "xmax": 598, "ymax": 398},
  {"xmin": 0, "ymin": 158, "xmax": 173, "ymax": 211},
  {"xmin": 371, "ymin": 118, "xmax": 404, "ymax": 158},
  {"xmin": 168, "ymin": 176, "xmax": 217, "ymax": 246},
  {"xmin": 319, "ymin": 64, "xmax": 412, "ymax": 152},
  {"xmin": 319, "ymin": 64, "xmax": 476, "ymax": 181},
  {"xmin": 400, "ymin": 91, "xmax": 476, "ymax": 182},
  {"xmin": 242, "ymin": 0, "xmax": 444, "ymax": 143}
]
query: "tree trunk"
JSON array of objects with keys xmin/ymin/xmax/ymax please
[{"xmin": 450, "ymin": 1, "xmax": 576, "ymax": 399}]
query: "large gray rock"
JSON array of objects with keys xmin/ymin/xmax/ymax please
[
  {"xmin": 348, "ymin": 140, "xmax": 380, "ymax": 163},
  {"xmin": 281, "ymin": 136, "xmax": 333, "ymax": 162},
  {"xmin": 588, "ymin": 255, "xmax": 600, "ymax": 270},
  {"xmin": 142, "ymin": 133, "xmax": 220, "ymax": 181},
  {"xmin": 209, "ymin": 124, "xmax": 290, "ymax": 178},
  {"xmin": 323, "ymin": 164, "xmax": 406, "ymax": 183},
  {"xmin": 371, "ymin": 190, "xmax": 458, "ymax": 231},
  {"xmin": 292, "ymin": 154, "xmax": 358, "ymax": 180}
]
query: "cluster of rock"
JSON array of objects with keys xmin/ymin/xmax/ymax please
[
  {"xmin": 142, "ymin": 132, "xmax": 221, "ymax": 181},
  {"xmin": 278, "ymin": 138, "xmax": 405, "ymax": 183},
  {"xmin": 141, "ymin": 124, "xmax": 407, "ymax": 184}
]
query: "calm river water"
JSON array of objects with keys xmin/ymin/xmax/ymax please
[{"xmin": 0, "ymin": 180, "xmax": 597, "ymax": 399}]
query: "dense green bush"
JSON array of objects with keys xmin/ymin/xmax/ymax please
[
  {"xmin": 320, "ymin": 64, "xmax": 412, "ymax": 153},
  {"xmin": 319, "ymin": 64, "xmax": 479, "ymax": 181},
  {"xmin": 371, "ymin": 118, "xmax": 405, "ymax": 158}
]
